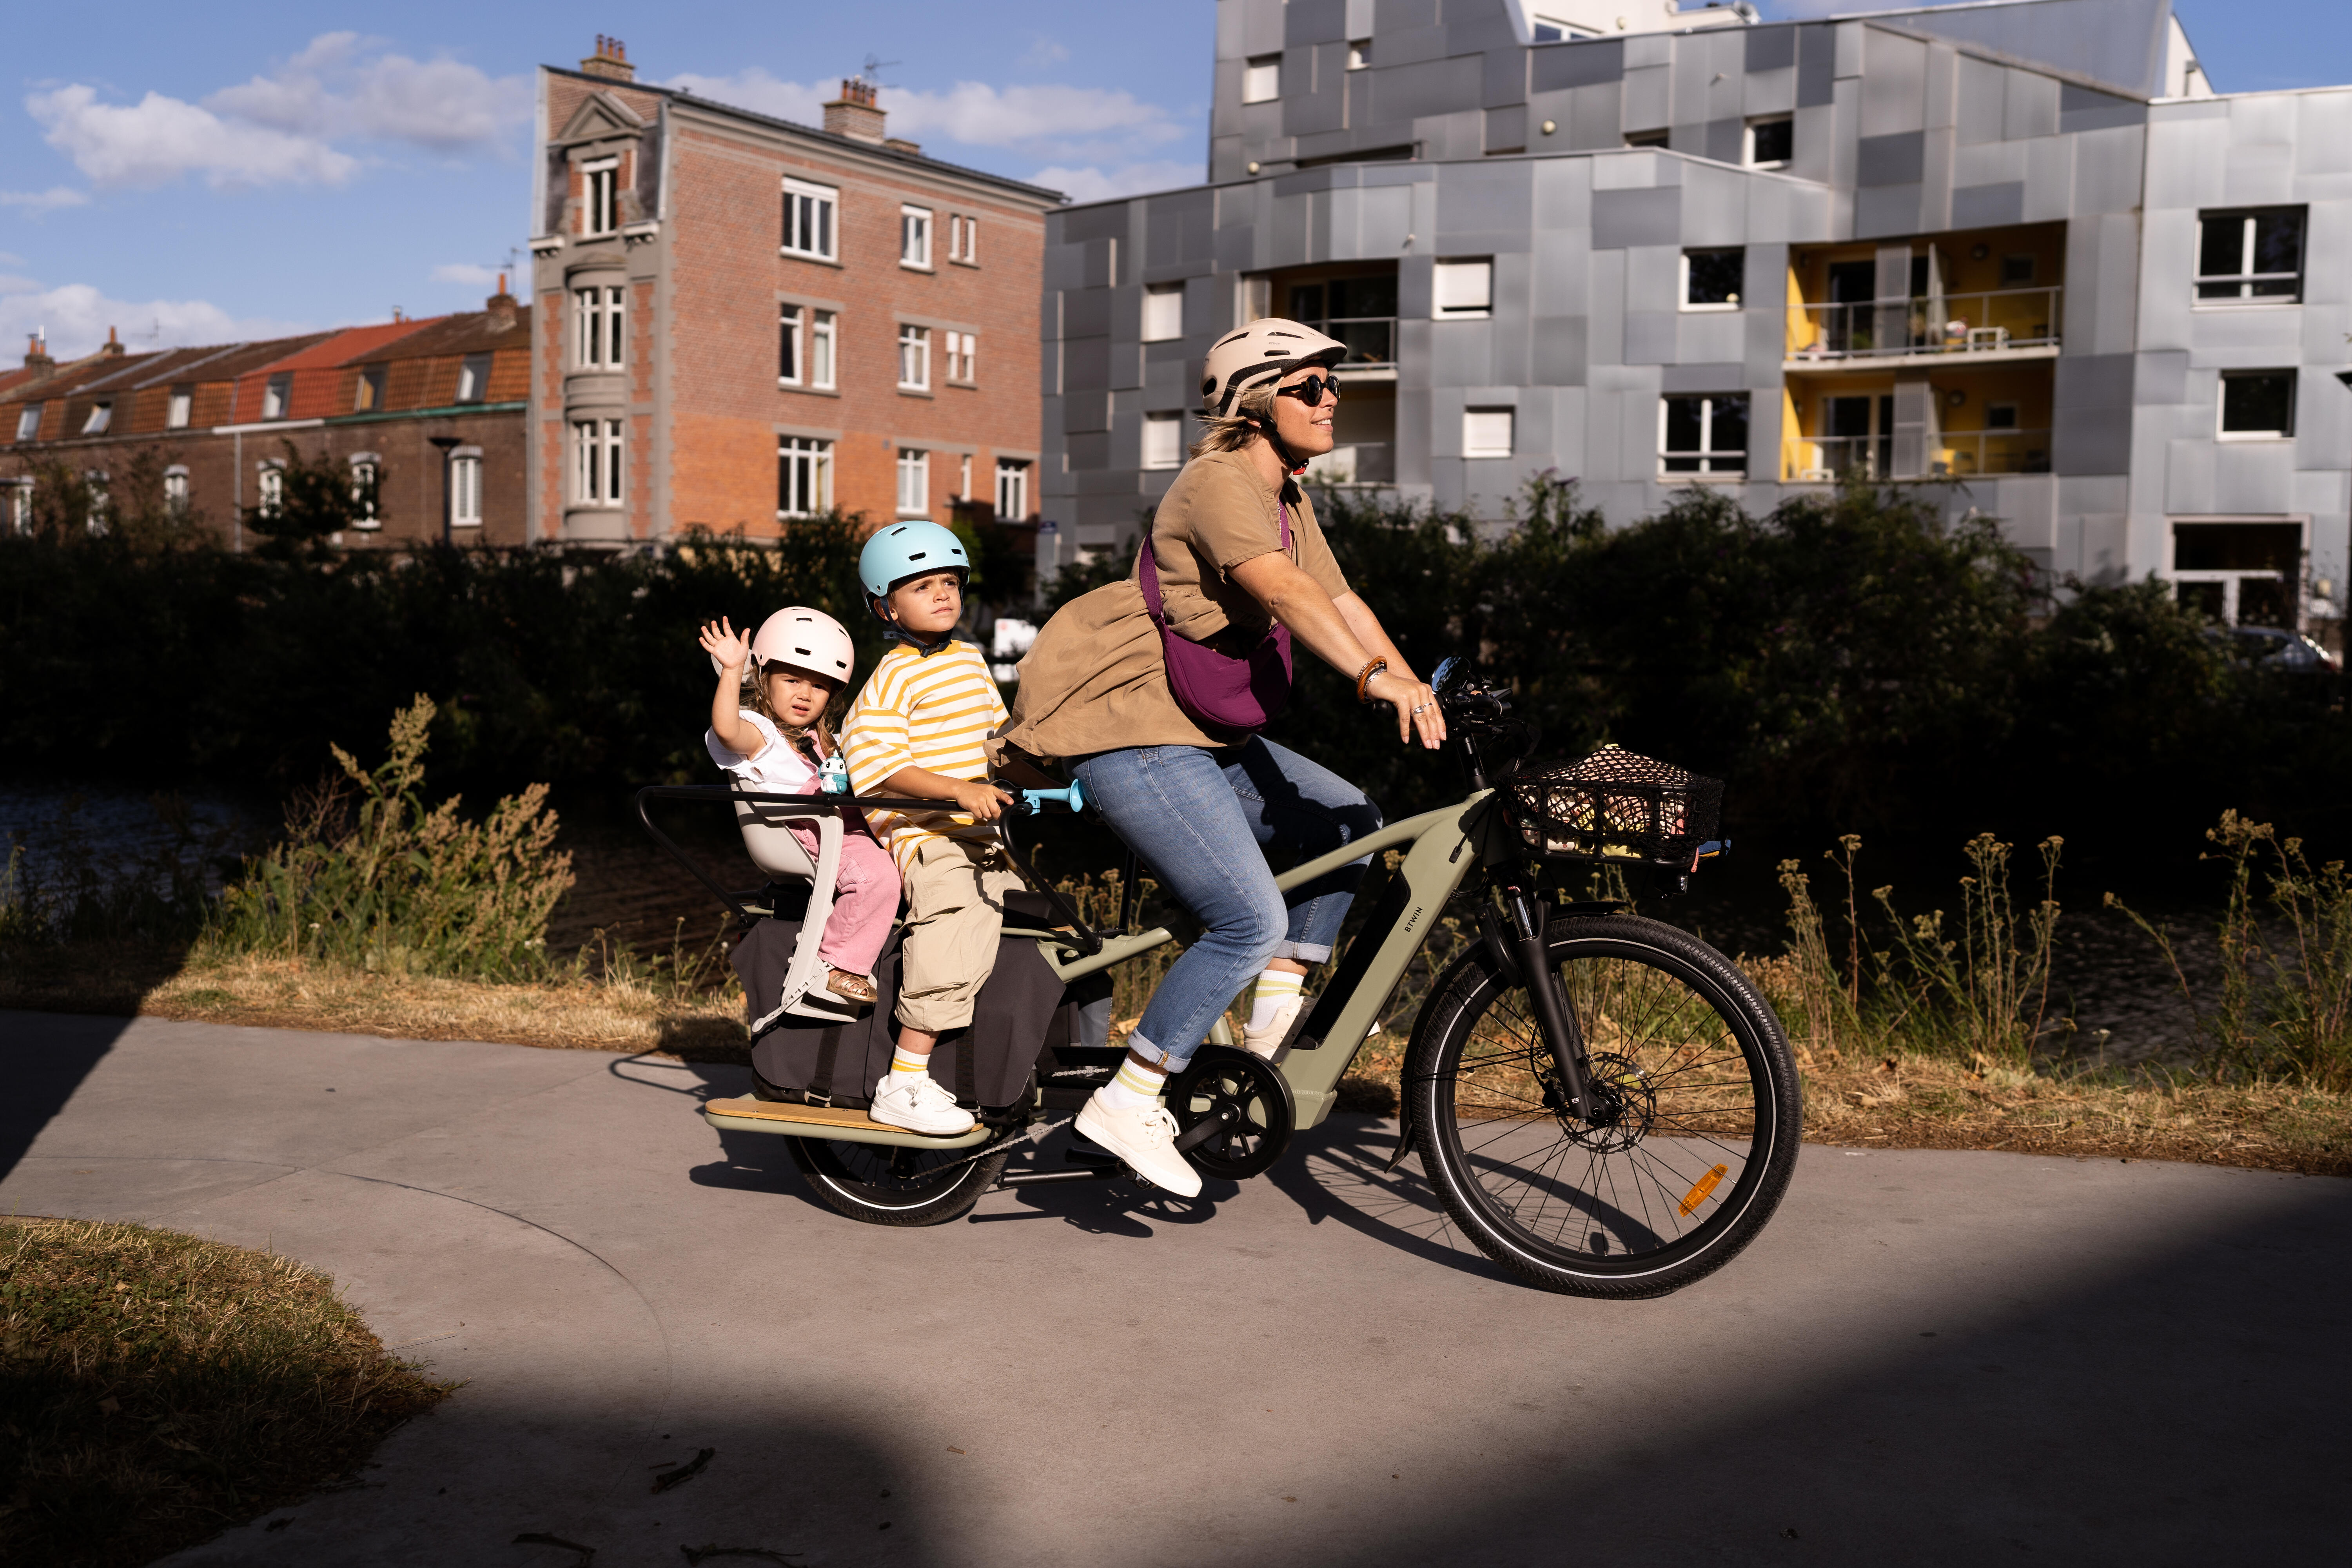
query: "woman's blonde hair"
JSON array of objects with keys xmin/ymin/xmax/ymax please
[
  {"xmin": 743, "ymin": 663, "xmax": 844, "ymax": 760},
  {"xmin": 1187, "ymin": 381, "xmax": 1279, "ymax": 461}
]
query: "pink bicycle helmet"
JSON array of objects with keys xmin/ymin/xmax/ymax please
[{"xmin": 750, "ymin": 606, "xmax": 855, "ymax": 684}]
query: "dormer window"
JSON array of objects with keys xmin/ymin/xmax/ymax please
[
  {"xmin": 582, "ymin": 156, "xmax": 619, "ymax": 236},
  {"xmin": 82, "ymin": 401, "xmax": 113, "ymax": 435},
  {"xmin": 354, "ymin": 367, "xmax": 387, "ymax": 413},
  {"xmin": 456, "ymin": 354, "xmax": 492, "ymax": 404},
  {"xmin": 167, "ymin": 387, "xmax": 193, "ymax": 428},
  {"xmin": 261, "ymin": 375, "xmax": 292, "ymax": 420}
]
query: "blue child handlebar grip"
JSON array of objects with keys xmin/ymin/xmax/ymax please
[{"xmin": 1014, "ymin": 780, "xmax": 1088, "ymax": 816}]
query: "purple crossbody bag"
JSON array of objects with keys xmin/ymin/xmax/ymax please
[{"xmin": 1136, "ymin": 505, "xmax": 1298, "ymax": 734}]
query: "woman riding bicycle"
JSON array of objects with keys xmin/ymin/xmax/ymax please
[{"xmin": 1000, "ymin": 318, "xmax": 1446, "ymax": 1198}]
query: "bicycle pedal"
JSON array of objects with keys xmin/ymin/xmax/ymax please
[{"xmin": 1063, "ymin": 1134, "xmax": 1121, "ymax": 1168}]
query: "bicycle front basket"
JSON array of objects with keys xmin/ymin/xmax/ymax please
[{"xmin": 1504, "ymin": 744, "xmax": 1724, "ymax": 868}]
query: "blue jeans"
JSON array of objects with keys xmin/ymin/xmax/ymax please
[{"xmin": 1073, "ymin": 739, "xmax": 1382, "ymax": 1069}]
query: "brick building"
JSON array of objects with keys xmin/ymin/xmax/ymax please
[
  {"xmin": 0, "ymin": 291, "xmax": 532, "ymax": 548},
  {"xmin": 529, "ymin": 40, "xmax": 1061, "ymax": 546}
]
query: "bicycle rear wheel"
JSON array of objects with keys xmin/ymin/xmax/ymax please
[
  {"xmin": 784, "ymin": 1136, "xmax": 1009, "ymax": 1227},
  {"xmin": 1405, "ymin": 914, "xmax": 1801, "ymax": 1298}
]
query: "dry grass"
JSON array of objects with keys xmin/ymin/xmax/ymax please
[{"xmin": 0, "ymin": 1216, "xmax": 452, "ymax": 1568}]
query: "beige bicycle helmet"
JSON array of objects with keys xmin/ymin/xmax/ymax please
[
  {"xmin": 1199, "ymin": 318, "xmax": 1350, "ymax": 416},
  {"xmin": 711, "ymin": 606, "xmax": 857, "ymax": 687}
]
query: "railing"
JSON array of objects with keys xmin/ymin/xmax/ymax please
[
  {"xmin": 1785, "ymin": 287, "xmax": 2062, "ymax": 361},
  {"xmin": 1784, "ymin": 429, "xmax": 2052, "ymax": 481},
  {"xmin": 1303, "ymin": 315, "xmax": 1396, "ymax": 368},
  {"xmin": 1303, "ymin": 442, "xmax": 1395, "ymax": 485}
]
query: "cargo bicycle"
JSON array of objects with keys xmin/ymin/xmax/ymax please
[{"xmin": 637, "ymin": 657, "xmax": 1802, "ymax": 1298}]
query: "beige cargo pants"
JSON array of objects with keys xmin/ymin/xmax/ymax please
[{"xmin": 894, "ymin": 835, "xmax": 1025, "ymax": 1033}]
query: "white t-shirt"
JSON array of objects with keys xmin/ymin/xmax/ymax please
[{"xmin": 706, "ymin": 710, "xmax": 824, "ymax": 795}]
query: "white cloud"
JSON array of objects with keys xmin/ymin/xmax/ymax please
[
  {"xmin": 0, "ymin": 187, "xmax": 90, "ymax": 216},
  {"xmin": 1021, "ymin": 37, "xmax": 1073, "ymax": 70},
  {"xmin": 28, "ymin": 84, "xmax": 359, "ymax": 189},
  {"xmin": 432, "ymin": 262, "xmax": 501, "ymax": 286},
  {"xmin": 662, "ymin": 69, "xmax": 828, "ymax": 124},
  {"xmin": 662, "ymin": 70, "xmax": 1189, "ymax": 163},
  {"xmin": 1026, "ymin": 160, "xmax": 1203, "ymax": 203},
  {"xmin": 0, "ymin": 278, "xmax": 309, "ymax": 361}
]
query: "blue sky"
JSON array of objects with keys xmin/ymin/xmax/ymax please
[{"xmin": 1, "ymin": 0, "xmax": 2343, "ymax": 361}]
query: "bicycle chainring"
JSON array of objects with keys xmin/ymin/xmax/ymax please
[{"xmin": 1164, "ymin": 1046, "xmax": 1295, "ymax": 1181}]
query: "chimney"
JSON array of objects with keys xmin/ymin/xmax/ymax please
[
  {"xmin": 486, "ymin": 272, "xmax": 519, "ymax": 329},
  {"xmin": 100, "ymin": 325, "xmax": 125, "ymax": 359},
  {"xmin": 581, "ymin": 35, "xmax": 635, "ymax": 83},
  {"xmin": 824, "ymin": 78, "xmax": 886, "ymax": 143},
  {"xmin": 24, "ymin": 332, "xmax": 54, "ymax": 381},
  {"xmin": 884, "ymin": 137, "xmax": 922, "ymax": 156}
]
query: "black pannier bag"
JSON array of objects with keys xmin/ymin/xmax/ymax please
[{"xmin": 730, "ymin": 891, "xmax": 1111, "ymax": 1112}]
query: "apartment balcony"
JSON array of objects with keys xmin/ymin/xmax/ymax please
[
  {"xmin": 1784, "ymin": 428, "xmax": 2052, "ymax": 483},
  {"xmin": 1323, "ymin": 316, "xmax": 1397, "ymax": 379},
  {"xmin": 1784, "ymin": 287, "xmax": 2063, "ymax": 371},
  {"xmin": 1302, "ymin": 441, "xmax": 1395, "ymax": 486}
]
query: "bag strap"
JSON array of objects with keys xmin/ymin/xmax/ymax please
[
  {"xmin": 808, "ymin": 1023, "xmax": 844, "ymax": 1105},
  {"xmin": 1137, "ymin": 500, "xmax": 1296, "ymax": 622}
]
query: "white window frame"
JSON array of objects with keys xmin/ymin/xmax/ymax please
[
  {"xmin": 347, "ymin": 454, "xmax": 379, "ymax": 529},
  {"xmin": 256, "ymin": 461, "xmax": 285, "ymax": 519},
  {"xmin": 14, "ymin": 403, "xmax": 42, "ymax": 442},
  {"xmin": 1681, "ymin": 248, "xmax": 1744, "ymax": 312},
  {"xmin": 163, "ymin": 465, "xmax": 190, "ymax": 516},
  {"xmin": 898, "ymin": 323, "xmax": 932, "ymax": 392},
  {"xmin": 1745, "ymin": 116, "xmax": 1793, "ymax": 170},
  {"xmin": 2166, "ymin": 516, "xmax": 2311, "ymax": 630},
  {"xmin": 83, "ymin": 469, "xmax": 109, "ymax": 536},
  {"xmin": 1142, "ymin": 283, "xmax": 1185, "ymax": 343},
  {"xmin": 895, "ymin": 447, "xmax": 930, "ymax": 516},
  {"xmin": 779, "ymin": 304, "xmax": 804, "ymax": 386},
  {"xmin": 261, "ymin": 375, "xmax": 291, "ymax": 421},
  {"xmin": 2195, "ymin": 207, "xmax": 2305, "ymax": 306},
  {"xmin": 942, "ymin": 330, "xmax": 976, "ymax": 385},
  {"xmin": 450, "ymin": 449, "xmax": 483, "ymax": 528},
  {"xmin": 1142, "ymin": 412, "xmax": 1184, "ymax": 470},
  {"xmin": 1530, "ymin": 15, "xmax": 1601, "ymax": 42},
  {"xmin": 574, "ymin": 284, "xmax": 625, "ymax": 371},
  {"xmin": 958, "ymin": 453, "xmax": 973, "ymax": 500},
  {"xmin": 1462, "ymin": 407, "xmax": 1514, "ymax": 459},
  {"xmin": 995, "ymin": 459, "xmax": 1029, "ymax": 521},
  {"xmin": 782, "ymin": 178, "xmax": 838, "ymax": 261},
  {"xmin": 777, "ymin": 436, "xmax": 834, "ymax": 518},
  {"xmin": 582, "ymin": 156, "xmax": 619, "ymax": 237},
  {"xmin": 572, "ymin": 417, "xmax": 625, "ymax": 506},
  {"xmin": 1659, "ymin": 393, "xmax": 1750, "ymax": 477},
  {"xmin": 166, "ymin": 389, "xmax": 192, "ymax": 429},
  {"xmin": 808, "ymin": 309, "xmax": 837, "ymax": 390},
  {"xmin": 901, "ymin": 205, "xmax": 933, "ymax": 270},
  {"xmin": 7, "ymin": 477, "xmax": 31, "ymax": 532},
  {"xmin": 1433, "ymin": 259, "xmax": 1493, "ymax": 319},
  {"xmin": 1243, "ymin": 54, "xmax": 1281, "ymax": 103},
  {"xmin": 456, "ymin": 354, "xmax": 492, "ymax": 405},
  {"xmin": 2217, "ymin": 370, "xmax": 2297, "ymax": 441},
  {"xmin": 82, "ymin": 401, "xmax": 112, "ymax": 435},
  {"xmin": 948, "ymin": 213, "xmax": 978, "ymax": 264}
]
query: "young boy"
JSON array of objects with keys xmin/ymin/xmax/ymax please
[{"xmin": 840, "ymin": 521, "xmax": 1020, "ymax": 1136}]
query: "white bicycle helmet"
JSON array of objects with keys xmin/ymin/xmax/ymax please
[
  {"xmin": 711, "ymin": 606, "xmax": 856, "ymax": 687},
  {"xmin": 1200, "ymin": 317, "xmax": 1349, "ymax": 417}
]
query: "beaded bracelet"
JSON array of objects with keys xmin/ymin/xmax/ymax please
[{"xmin": 1355, "ymin": 657, "xmax": 1390, "ymax": 705}]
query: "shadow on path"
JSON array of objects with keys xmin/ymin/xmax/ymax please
[{"xmin": 1, "ymin": 1008, "xmax": 134, "ymax": 1186}]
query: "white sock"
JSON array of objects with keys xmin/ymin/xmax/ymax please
[
  {"xmin": 888, "ymin": 1043, "xmax": 929, "ymax": 1081},
  {"xmin": 1094, "ymin": 1047, "xmax": 1166, "ymax": 1111},
  {"xmin": 1247, "ymin": 969, "xmax": 1305, "ymax": 1033}
]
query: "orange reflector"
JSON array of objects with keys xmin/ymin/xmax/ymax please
[{"xmin": 1678, "ymin": 1163, "xmax": 1729, "ymax": 1217}]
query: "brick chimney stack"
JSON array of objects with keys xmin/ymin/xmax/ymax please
[
  {"xmin": 824, "ymin": 78, "xmax": 886, "ymax": 143},
  {"xmin": 24, "ymin": 332, "xmax": 54, "ymax": 381},
  {"xmin": 581, "ymin": 35, "xmax": 634, "ymax": 82},
  {"xmin": 486, "ymin": 273, "xmax": 519, "ymax": 329},
  {"xmin": 100, "ymin": 325, "xmax": 125, "ymax": 359}
]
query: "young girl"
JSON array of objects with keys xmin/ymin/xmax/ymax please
[{"xmin": 698, "ymin": 607, "xmax": 898, "ymax": 1007}]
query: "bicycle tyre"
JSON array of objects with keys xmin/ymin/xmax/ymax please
[
  {"xmin": 783, "ymin": 1136, "xmax": 1009, "ymax": 1227},
  {"xmin": 1405, "ymin": 914, "xmax": 1801, "ymax": 1298}
]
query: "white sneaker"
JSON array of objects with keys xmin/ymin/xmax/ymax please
[
  {"xmin": 1073, "ymin": 1094, "xmax": 1203, "ymax": 1198},
  {"xmin": 867, "ymin": 1072, "xmax": 977, "ymax": 1136},
  {"xmin": 1242, "ymin": 994, "xmax": 1308, "ymax": 1060}
]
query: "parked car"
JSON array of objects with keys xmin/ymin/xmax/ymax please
[{"xmin": 2214, "ymin": 624, "xmax": 2341, "ymax": 672}]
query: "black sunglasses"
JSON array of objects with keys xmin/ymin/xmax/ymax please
[{"xmin": 1275, "ymin": 374, "xmax": 1341, "ymax": 407}]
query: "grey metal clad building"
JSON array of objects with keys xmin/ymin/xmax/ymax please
[{"xmin": 1042, "ymin": 0, "xmax": 2349, "ymax": 634}]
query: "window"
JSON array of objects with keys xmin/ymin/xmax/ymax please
[
  {"xmin": 572, "ymin": 418, "xmax": 624, "ymax": 505},
  {"xmin": 1348, "ymin": 38, "xmax": 1372, "ymax": 69},
  {"xmin": 456, "ymin": 354, "xmax": 492, "ymax": 404},
  {"xmin": 898, "ymin": 324, "xmax": 931, "ymax": 391},
  {"xmin": 782, "ymin": 178, "xmax": 838, "ymax": 261},
  {"xmin": 1746, "ymin": 117, "xmax": 1793, "ymax": 169},
  {"xmin": 2197, "ymin": 207, "xmax": 2305, "ymax": 303},
  {"xmin": 1463, "ymin": 407, "xmax": 1514, "ymax": 459},
  {"xmin": 1243, "ymin": 54, "xmax": 1281, "ymax": 103},
  {"xmin": 167, "ymin": 388, "xmax": 192, "ymax": 428},
  {"xmin": 349, "ymin": 456, "xmax": 379, "ymax": 528},
  {"xmin": 958, "ymin": 453, "xmax": 973, "ymax": 499},
  {"xmin": 163, "ymin": 466, "xmax": 189, "ymax": 517},
  {"xmin": 1530, "ymin": 14, "xmax": 1599, "ymax": 41},
  {"xmin": 1985, "ymin": 402, "xmax": 2020, "ymax": 431},
  {"xmin": 995, "ymin": 459, "xmax": 1029, "ymax": 521},
  {"xmin": 1683, "ymin": 249, "xmax": 1744, "ymax": 310},
  {"xmin": 256, "ymin": 462, "xmax": 285, "ymax": 519},
  {"xmin": 901, "ymin": 205, "xmax": 933, "ymax": 269},
  {"xmin": 778, "ymin": 436, "xmax": 834, "ymax": 517},
  {"xmin": 895, "ymin": 447, "xmax": 929, "ymax": 515},
  {"xmin": 83, "ymin": 471, "xmax": 109, "ymax": 536},
  {"xmin": 2172, "ymin": 521, "xmax": 2304, "ymax": 628},
  {"xmin": 450, "ymin": 452, "xmax": 483, "ymax": 528},
  {"xmin": 575, "ymin": 285, "xmax": 625, "ymax": 370},
  {"xmin": 1142, "ymin": 283, "xmax": 1185, "ymax": 342},
  {"xmin": 1999, "ymin": 255, "xmax": 2036, "ymax": 289},
  {"xmin": 808, "ymin": 310, "xmax": 836, "ymax": 389},
  {"xmin": 1433, "ymin": 259, "xmax": 1493, "ymax": 319},
  {"xmin": 779, "ymin": 305, "xmax": 803, "ymax": 384},
  {"xmin": 1143, "ymin": 412, "xmax": 1183, "ymax": 470},
  {"xmin": 354, "ymin": 367, "xmax": 386, "ymax": 413},
  {"xmin": 1661, "ymin": 394, "xmax": 1749, "ymax": 475},
  {"xmin": 582, "ymin": 157, "xmax": 619, "ymax": 236},
  {"xmin": 8, "ymin": 479, "xmax": 30, "ymax": 532},
  {"xmin": 948, "ymin": 214, "xmax": 978, "ymax": 264},
  {"xmin": 1625, "ymin": 130, "xmax": 1670, "ymax": 149},
  {"xmin": 81, "ymin": 401, "xmax": 112, "ymax": 435},
  {"xmin": 15, "ymin": 403, "xmax": 42, "ymax": 441},
  {"xmin": 261, "ymin": 375, "xmax": 291, "ymax": 420},
  {"xmin": 943, "ymin": 331, "xmax": 976, "ymax": 384},
  {"xmin": 2219, "ymin": 371, "xmax": 2296, "ymax": 439}
]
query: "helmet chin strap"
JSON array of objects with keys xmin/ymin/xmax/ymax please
[{"xmin": 1250, "ymin": 415, "xmax": 1309, "ymax": 476}]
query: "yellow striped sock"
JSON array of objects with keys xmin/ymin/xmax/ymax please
[
  {"xmin": 1249, "ymin": 969, "xmax": 1305, "ymax": 1032},
  {"xmin": 1097, "ymin": 1050, "xmax": 1165, "ymax": 1110},
  {"xmin": 891, "ymin": 1045, "xmax": 929, "ymax": 1078}
]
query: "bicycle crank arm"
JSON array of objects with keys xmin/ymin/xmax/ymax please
[{"xmin": 997, "ymin": 1166, "xmax": 1129, "ymax": 1188}]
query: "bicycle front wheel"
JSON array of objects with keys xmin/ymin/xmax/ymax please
[{"xmin": 1405, "ymin": 915, "xmax": 1801, "ymax": 1298}]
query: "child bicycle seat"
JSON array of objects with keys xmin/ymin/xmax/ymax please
[{"xmin": 730, "ymin": 782, "xmax": 878, "ymax": 1028}]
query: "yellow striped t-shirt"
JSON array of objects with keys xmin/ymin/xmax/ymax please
[{"xmin": 842, "ymin": 639, "xmax": 1010, "ymax": 872}]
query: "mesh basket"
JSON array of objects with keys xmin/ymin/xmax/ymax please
[{"xmin": 1503, "ymin": 744, "xmax": 1724, "ymax": 867}]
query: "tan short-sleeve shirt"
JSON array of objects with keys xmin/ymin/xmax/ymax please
[{"xmin": 998, "ymin": 447, "xmax": 1352, "ymax": 764}]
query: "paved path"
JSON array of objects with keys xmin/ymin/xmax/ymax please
[{"xmin": 5, "ymin": 1011, "xmax": 2347, "ymax": 1567}]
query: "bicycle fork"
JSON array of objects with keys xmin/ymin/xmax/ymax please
[{"xmin": 1485, "ymin": 889, "xmax": 1596, "ymax": 1123}]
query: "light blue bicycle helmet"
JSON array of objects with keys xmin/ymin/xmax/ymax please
[{"xmin": 857, "ymin": 520, "xmax": 970, "ymax": 613}]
